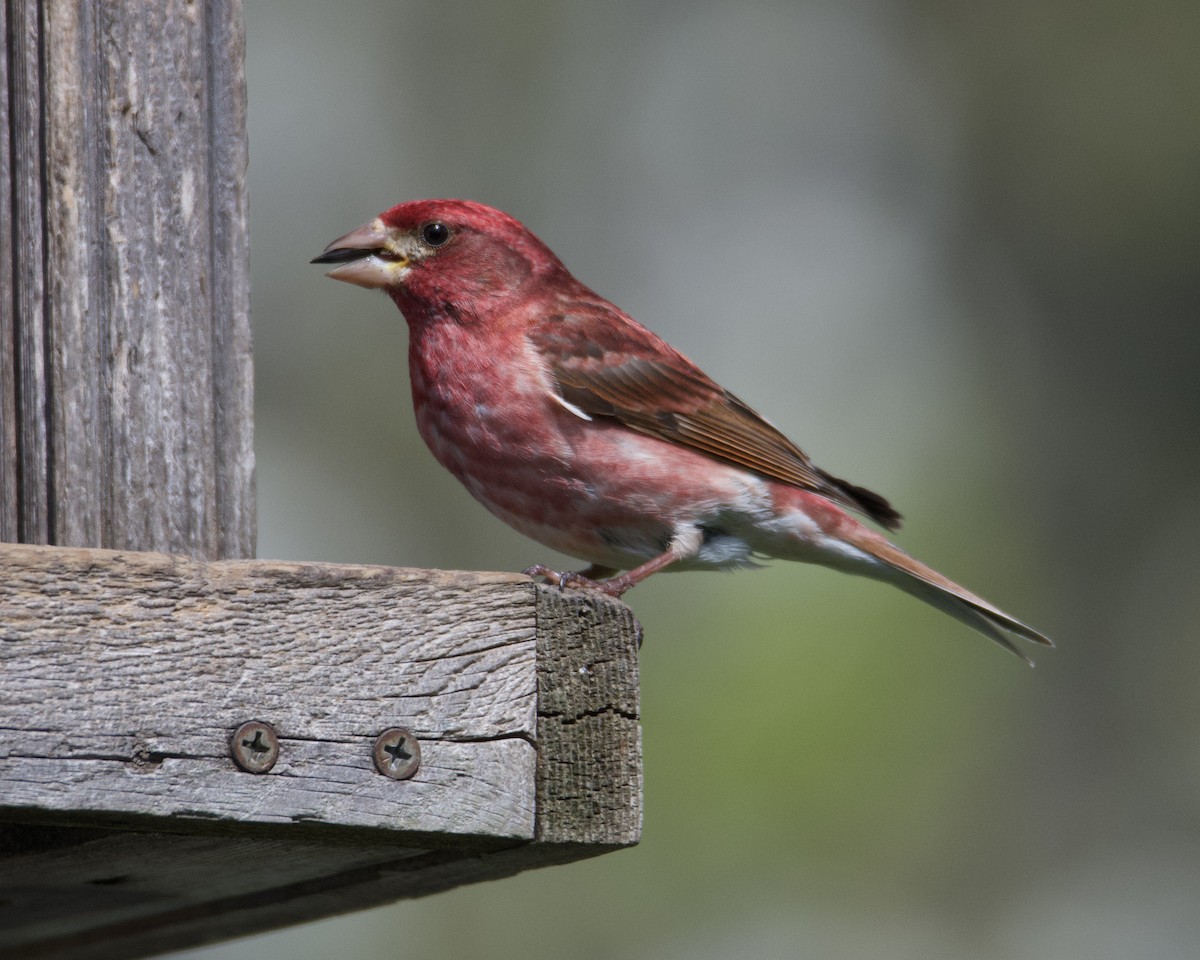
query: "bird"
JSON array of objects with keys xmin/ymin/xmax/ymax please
[{"xmin": 313, "ymin": 199, "xmax": 1052, "ymax": 662}]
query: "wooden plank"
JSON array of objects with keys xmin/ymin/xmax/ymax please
[
  {"xmin": 2, "ymin": 0, "xmax": 50, "ymax": 544},
  {"xmin": 0, "ymin": 827, "xmax": 437, "ymax": 951},
  {"xmin": 0, "ymin": 544, "xmax": 538, "ymax": 838},
  {"xmin": 206, "ymin": 2, "xmax": 256, "ymax": 558},
  {"xmin": 0, "ymin": 0, "xmax": 16, "ymax": 542},
  {"xmin": 1, "ymin": 0, "xmax": 254, "ymax": 558},
  {"xmin": 0, "ymin": 543, "xmax": 642, "ymax": 960},
  {"xmin": 533, "ymin": 586, "xmax": 643, "ymax": 846}
]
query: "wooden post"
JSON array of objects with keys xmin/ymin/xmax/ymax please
[
  {"xmin": 0, "ymin": 4, "xmax": 642, "ymax": 958},
  {"xmin": 0, "ymin": 0, "xmax": 253, "ymax": 556}
]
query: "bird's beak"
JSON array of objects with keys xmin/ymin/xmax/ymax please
[{"xmin": 311, "ymin": 218, "xmax": 407, "ymax": 289}]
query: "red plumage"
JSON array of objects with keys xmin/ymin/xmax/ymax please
[{"xmin": 313, "ymin": 199, "xmax": 1051, "ymax": 661}]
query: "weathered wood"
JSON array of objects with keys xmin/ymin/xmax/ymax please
[
  {"xmin": 0, "ymin": 0, "xmax": 254, "ymax": 557},
  {"xmin": 0, "ymin": 2, "xmax": 643, "ymax": 955},
  {"xmin": 0, "ymin": 0, "xmax": 10, "ymax": 541},
  {"xmin": 0, "ymin": 544, "xmax": 539, "ymax": 838},
  {"xmin": 534, "ymin": 586, "xmax": 642, "ymax": 846},
  {"xmin": 0, "ymin": 544, "xmax": 642, "ymax": 959},
  {"xmin": 1, "ymin": 0, "xmax": 50, "ymax": 544}
]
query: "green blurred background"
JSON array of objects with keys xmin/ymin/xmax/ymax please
[{"xmin": 180, "ymin": 1, "xmax": 1200, "ymax": 956}]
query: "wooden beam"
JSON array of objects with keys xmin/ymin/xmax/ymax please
[
  {"xmin": 0, "ymin": 543, "xmax": 642, "ymax": 959},
  {"xmin": 0, "ymin": 0, "xmax": 253, "ymax": 556}
]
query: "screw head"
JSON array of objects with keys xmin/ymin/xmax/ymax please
[
  {"xmin": 230, "ymin": 720, "xmax": 280, "ymax": 773},
  {"xmin": 373, "ymin": 727, "xmax": 421, "ymax": 780}
]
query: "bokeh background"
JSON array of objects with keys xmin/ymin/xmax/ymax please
[{"xmin": 181, "ymin": 1, "xmax": 1200, "ymax": 957}]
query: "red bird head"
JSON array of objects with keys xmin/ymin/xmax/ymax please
[{"xmin": 312, "ymin": 199, "xmax": 575, "ymax": 320}]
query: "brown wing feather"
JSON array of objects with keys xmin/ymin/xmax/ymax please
[{"xmin": 528, "ymin": 308, "xmax": 902, "ymax": 530}]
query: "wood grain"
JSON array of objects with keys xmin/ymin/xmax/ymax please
[
  {"xmin": 0, "ymin": 544, "xmax": 538, "ymax": 838},
  {"xmin": 1, "ymin": 0, "xmax": 50, "ymax": 544},
  {"xmin": 1, "ymin": 0, "xmax": 254, "ymax": 557},
  {"xmin": 0, "ymin": 544, "xmax": 642, "ymax": 959}
]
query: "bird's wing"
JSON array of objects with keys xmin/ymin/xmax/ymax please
[{"xmin": 527, "ymin": 307, "xmax": 901, "ymax": 530}]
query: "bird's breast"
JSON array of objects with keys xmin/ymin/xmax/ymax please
[{"xmin": 407, "ymin": 323, "xmax": 570, "ymax": 480}]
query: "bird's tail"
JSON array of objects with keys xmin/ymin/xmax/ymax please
[
  {"xmin": 769, "ymin": 487, "xmax": 1053, "ymax": 662},
  {"xmin": 839, "ymin": 523, "xmax": 1053, "ymax": 664}
]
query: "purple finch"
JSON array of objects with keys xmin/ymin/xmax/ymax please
[{"xmin": 314, "ymin": 200, "xmax": 1051, "ymax": 661}]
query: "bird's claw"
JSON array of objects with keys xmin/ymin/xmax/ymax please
[
  {"xmin": 522, "ymin": 563, "xmax": 565, "ymax": 589},
  {"xmin": 522, "ymin": 564, "xmax": 624, "ymax": 596}
]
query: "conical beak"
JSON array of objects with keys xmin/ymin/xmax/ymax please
[{"xmin": 311, "ymin": 218, "xmax": 406, "ymax": 289}]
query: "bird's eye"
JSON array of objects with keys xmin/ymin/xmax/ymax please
[{"xmin": 421, "ymin": 222, "xmax": 450, "ymax": 247}]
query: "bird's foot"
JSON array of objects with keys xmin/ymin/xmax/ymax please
[{"xmin": 522, "ymin": 563, "xmax": 627, "ymax": 597}]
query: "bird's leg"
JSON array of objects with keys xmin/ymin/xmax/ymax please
[
  {"xmin": 524, "ymin": 529, "xmax": 702, "ymax": 598},
  {"xmin": 583, "ymin": 549, "xmax": 681, "ymax": 596}
]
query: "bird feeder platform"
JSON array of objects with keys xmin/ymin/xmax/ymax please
[{"xmin": 0, "ymin": 544, "xmax": 642, "ymax": 960}]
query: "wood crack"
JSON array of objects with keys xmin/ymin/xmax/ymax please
[{"xmin": 539, "ymin": 705, "xmax": 639, "ymax": 724}]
